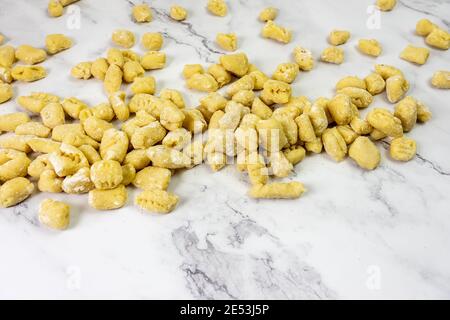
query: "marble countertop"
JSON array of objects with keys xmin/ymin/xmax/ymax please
[{"xmin": 1, "ymin": 0, "xmax": 449, "ymax": 299}]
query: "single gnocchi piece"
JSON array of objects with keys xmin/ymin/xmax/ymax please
[
  {"xmin": 107, "ymin": 48, "xmax": 124, "ymax": 67},
  {"xmin": 256, "ymin": 118, "xmax": 288, "ymax": 151},
  {"xmin": 219, "ymin": 52, "xmax": 249, "ymax": 77},
  {"xmin": 425, "ymin": 28, "xmax": 450, "ymax": 50},
  {"xmin": 162, "ymin": 128, "xmax": 192, "ymax": 150},
  {"xmin": 183, "ymin": 64, "xmax": 204, "ymax": 79},
  {"xmin": 216, "ymin": 33, "xmax": 237, "ymax": 51},
  {"xmin": 124, "ymin": 149, "xmax": 150, "ymax": 170},
  {"xmin": 322, "ymin": 127, "xmax": 348, "ymax": 162},
  {"xmin": 390, "ymin": 136, "xmax": 416, "ymax": 161},
  {"xmin": 38, "ymin": 169, "xmax": 63, "ymax": 193},
  {"xmin": 183, "ymin": 109, "xmax": 208, "ymax": 134},
  {"xmin": 251, "ymin": 97, "xmax": 272, "ymax": 120},
  {"xmin": 170, "ymin": 5, "xmax": 188, "ymax": 21},
  {"xmin": 0, "ymin": 66, "xmax": 13, "ymax": 83},
  {"xmin": 131, "ymin": 76, "xmax": 156, "ymax": 95},
  {"xmin": 62, "ymin": 97, "xmax": 88, "ymax": 119},
  {"xmin": 27, "ymin": 154, "xmax": 52, "ymax": 178},
  {"xmin": 295, "ymin": 114, "xmax": 316, "ymax": 143},
  {"xmin": 337, "ymin": 87, "xmax": 373, "ymax": 109},
  {"xmin": 62, "ymin": 167, "xmax": 94, "ymax": 194},
  {"xmin": 51, "ymin": 123, "xmax": 84, "ymax": 142},
  {"xmin": 100, "ymin": 128, "xmax": 129, "ymax": 163},
  {"xmin": 227, "ymin": 75, "xmax": 254, "ymax": 97},
  {"xmin": 160, "ymin": 102, "xmax": 185, "ymax": 131},
  {"xmin": 89, "ymin": 184, "xmax": 127, "ymax": 210},
  {"xmin": 147, "ymin": 145, "xmax": 191, "ymax": 169},
  {"xmin": 40, "ymin": 102, "xmax": 65, "ymax": 128},
  {"xmin": 0, "ymin": 112, "xmax": 30, "ymax": 132},
  {"xmin": 18, "ymin": 92, "xmax": 59, "ymax": 113},
  {"xmin": 15, "ymin": 121, "xmax": 50, "ymax": 138},
  {"xmin": 376, "ymin": 0, "xmax": 397, "ymax": 11},
  {"xmin": 305, "ymin": 137, "xmax": 323, "ymax": 154},
  {"xmin": 367, "ymin": 108, "xmax": 403, "ymax": 138},
  {"xmin": 0, "ymin": 177, "xmax": 34, "ymax": 208},
  {"xmin": 350, "ymin": 117, "xmax": 373, "ymax": 135},
  {"xmin": 11, "ymin": 65, "xmax": 47, "ymax": 82},
  {"xmin": 358, "ymin": 39, "xmax": 382, "ymax": 57},
  {"xmin": 83, "ymin": 116, "xmax": 113, "ymax": 142},
  {"xmin": 135, "ymin": 188, "xmax": 179, "ymax": 214},
  {"xmin": 27, "ymin": 138, "xmax": 61, "ymax": 154},
  {"xmin": 232, "ymin": 90, "xmax": 255, "ymax": 106},
  {"xmin": 0, "ymin": 83, "xmax": 13, "ymax": 103},
  {"xmin": 186, "ymin": 73, "xmax": 219, "ymax": 92},
  {"xmin": 328, "ymin": 30, "xmax": 350, "ymax": 46},
  {"xmin": 336, "ymin": 125, "xmax": 359, "ymax": 145},
  {"xmin": 71, "ymin": 62, "xmax": 92, "ymax": 80},
  {"xmin": 131, "ymin": 121, "xmax": 167, "ymax": 149},
  {"xmin": 261, "ymin": 79, "xmax": 291, "ymax": 104},
  {"xmin": 48, "ymin": 0, "xmax": 64, "ymax": 17},
  {"xmin": 49, "ymin": 143, "xmax": 89, "ymax": 177},
  {"xmin": 364, "ymin": 73, "xmax": 386, "ymax": 95},
  {"xmin": 284, "ymin": 146, "xmax": 306, "ymax": 166},
  {"xmin": 327, "ymin": 94, "xmax": 354, "ymax": 125},
  {"xmin": 200, "ymin": 92, "xmax": 228, "ymax": 113},
  {"xmin": 140, "ymin": 51, "xmax": 166, "ymax": 70},
  {"xmin": 45, "ymin": 34, "xmax": 72, "ymax": 54},
  {"xmin": 249, "ymin": 182, "xmax": 306, "ymax": 199},
  {"xmin": 269, "ymin": 151, "xmax": 293, "ymax": 178},
  {"xmin": 386, "ymin": 75, "xmax": 409, "ymax": 103},
  {"xmin": 133, "ymin": 166, "xmax": 171, "ymax": 190},
  {"xmin": 374, "ymin": 64, "xmax": 403, "ymax": 80},
  {"xmin": 416, "ymin": 100, "xmax": 432, "ymax": 123},
  {"xmin": 141, "ymin": 32, "xmax": 163, "ymax": 51},
  {"xmin": 349, "ymin": 136, "xmax": 381, "ymax": 170},
  {"xmin": 109, "ymin": 91, "xmax": 129, "ymax": 121},
  {"xmin": 0, "ymin": 45, "xmax": 15, "ymax": 68},
  {"xmin": 248, "ymin": 65, "xmax": 269, "ymax": 89},
  {"xmin": 90, "ymin": 58, "xmax": 109, "ymax": 80},
  {"xmin": 320, "ymin": 46, "xmax": 344, "ymax": 64},
  {"xmin": 245, "ymin": 152, "xmax": 268, "ymax": 185},
  {"xmin": 416, "ymin": 19, "xmax": 437, "ymax": 37},
  {"xmin": 394, "ymin": 96, "xmax": 417, "ymax": 132},
  {"xmin": 132, "ymin": 3, "xmax": 152, "ymax": 23},
  {"xmin": 305, "ymin": 100, "xmax": 329, "ymax": 135},
  {"xmin": 207, "ymin": 0, "xmax": 228, "ymax": 17},
  {"xmin": 123, "ymin": 60, "xmax": 145, "ymax": 83},
  {"xmin": 293, "ymin": 46, "xmax": 314, "ymax": 71},
  {"xmin": 104, "ymin": 64, "xmax": 123, "ymax": 94},
  {"xmin": 259, "ymin": 7, "xmax": 278, "ymax": 22},
  {"xmin": 15, "ymin": 45, "xmax": 47, "ymax": 64},
  {"xmin": 272, "ymin": 62, "xmax": 299, "ymax": 84},
  {"xmin": 431, "ymin": 71, "xmax": 450, "ymax": 89},
  {"xmin": 79, "ymin": 144, "xmax": 101, "ymax": 164},
  {"xmin": 0, "ymin": 135, "xmax": 32, "ymax": 153},
  {"xmin": 160, "ymin": 89, "xmax": 185, "ymax": 109},
  {"xmin": 336, "ymin": 76, "xmax": 366, "ymax": 90},
  {"xmin": 400, "ymin": 45, "xmax": 430, "ymax": 65},
  {"xmin": 90, "ymin": 160, "xmax": 123, "ymax": 190},
  {"xmin": 112, "ymin": 29, "xmax": 135, "ymax": 49},
  {"xmin": 0, "ymin": 149, "xmax": 31, "ymax": 182},
  {"xmin": 121, "ymin": 164, "xmax": 136, "ymax": 186},
  {"xmin": 39, "ymin": 199, "xmax": 70, "ymax": 230},
  {"xmin": 261, "ymin": 20, "xmax": 292, "ymax": 44}
]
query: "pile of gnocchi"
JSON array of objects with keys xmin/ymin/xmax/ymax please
[{"xmin": 0, "ymin": 0, "xmax": 449, "ymax": 231}]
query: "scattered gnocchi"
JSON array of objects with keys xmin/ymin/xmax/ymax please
[{"xmin": 0, "ymin": 2, "xmax": 441, "ymax": 231}]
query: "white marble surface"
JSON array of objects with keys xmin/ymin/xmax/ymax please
[{"xmin": 1, "ymin": 0, "xmax": 450, "ymax": 299}]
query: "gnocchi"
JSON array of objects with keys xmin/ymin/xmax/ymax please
[{"xmin": 39, "ymin": 199, "xmax": 70, "ymax": 230}]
